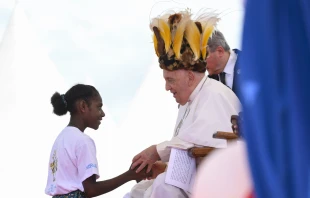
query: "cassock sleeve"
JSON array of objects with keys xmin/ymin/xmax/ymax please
[{"xmin": 156, "ymin": 137, "xmax": 194, "ymax": 162}]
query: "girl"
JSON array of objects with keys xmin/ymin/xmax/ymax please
[{"xmin": 45, "ymin": 84, "xmax": 149, "ymax": 198}]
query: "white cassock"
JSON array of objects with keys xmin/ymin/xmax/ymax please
[{"xmin": 124, "ymin": 75, "xmax": 241, "ymax": 198}]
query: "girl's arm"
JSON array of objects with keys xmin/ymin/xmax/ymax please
[{"xmin": 82, "ymin": 168, "xmax": 150, "ymax": 197}]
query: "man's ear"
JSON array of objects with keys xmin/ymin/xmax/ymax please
[
  {"xmin": 188, "ymin": 71, "xmax": 195, "ymax": 86},
  {"xmin": 77, "ymin": 100, "xmax": 88, "ymax": 113}
]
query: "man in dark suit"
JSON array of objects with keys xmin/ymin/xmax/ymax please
[{"xmin": 206, "ymin": 31, "xmax": 241, "ymax": 98}]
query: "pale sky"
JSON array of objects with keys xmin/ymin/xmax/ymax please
[
  {"xmin": 0, "ymin": 0, "xmax": 244, "ymax": 197},
  {"xmin": 0, "ymin": 0, "xmax": 244, "ymax": 123}
]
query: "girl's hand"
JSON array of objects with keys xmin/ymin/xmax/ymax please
[
  {"xmin": 127, "ymin": 164, "xmax": 153, "ymax": 182},
  {"xmin": 147, "ymin": 161, "xmax": 167, "ymax": 180}
]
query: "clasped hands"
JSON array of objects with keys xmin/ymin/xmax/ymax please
[{"xmin": 130, "ymin": 145, "xmax": 167, "ymax": 181}]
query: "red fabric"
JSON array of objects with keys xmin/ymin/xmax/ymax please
[{"xmin": 247, "ymin": 191, "xmax": 255, "ymax": 198}]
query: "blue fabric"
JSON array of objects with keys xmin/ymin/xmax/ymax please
[{"xmin": 239, "ymin": 0, "xmax": 310, "ymax": 197}]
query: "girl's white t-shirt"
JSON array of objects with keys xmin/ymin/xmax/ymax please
[{"xmin": 45, "ymin": 126, "xmax": 100, "ymax": 196}]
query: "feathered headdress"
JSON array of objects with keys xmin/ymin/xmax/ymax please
[{"xmin": 150, "ymin": 9, "xmax": 220, "ymax": 72}]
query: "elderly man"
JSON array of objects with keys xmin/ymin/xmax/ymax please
[
  {"xmin": 124, "ymin": 9, "xmax": 241, "ymax": 198},
  {"xmin": 206, "ymin": 30, "xmax": 242, "ymax": 97}
]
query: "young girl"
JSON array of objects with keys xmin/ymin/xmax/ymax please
[{"xmin": 45, "ymin": 84, "xmax": 149, "ymax": 198}]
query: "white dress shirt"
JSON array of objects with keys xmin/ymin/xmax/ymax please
[{"xmin": 223, "ymin": 50, "xmax": 238, "ymax": 89}]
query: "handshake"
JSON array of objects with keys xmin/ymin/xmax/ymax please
[
  {"xmin": 125, "ymin": 145, "xmax": 167, "ymax": 183},
  {"xmin": 128, "ymin": 161, "xmax": 167, "ymax": 183},
  {"xmin": 128, "ymin": 162, "xmax": 152, "ymax": 183}
]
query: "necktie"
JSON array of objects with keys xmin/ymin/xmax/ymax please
[
  {"xmin": 208, "ymin": 72, "xmax": 226, "ymax": 85},
  {"xmin": 219, "ymin": 72, "xmax": 226, "ymax": 85},
  {"xmin": 208, "ymin": 74, "xmax": 219, "ymax": 81}
]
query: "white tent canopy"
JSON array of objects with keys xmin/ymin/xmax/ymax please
[
  {"xmin": 80, "ymin": 77, "xmax": 120, "ymax": 197},
  {"xmin": 119, "ymin": 58, "xmax": 178, "ymax": 155},
  {"xmin": 0, "ymin": 4, "xmax": 179, "ymax": 198},
  {"xmin": 0, "ymin": 4, "xmax": 68, "ymax": 197},
  {"xmin": 106, "ymin": 58, "xmax": 178, "ymax": 198}
]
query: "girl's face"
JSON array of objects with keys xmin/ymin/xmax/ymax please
[{"xmin": 85, "ymin": 95, "xmax": 105, "ymax": 130}]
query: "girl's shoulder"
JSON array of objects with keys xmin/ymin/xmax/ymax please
[{"xmin": 61, "ymin": 127, "xmax": 95, "ymax": 147}]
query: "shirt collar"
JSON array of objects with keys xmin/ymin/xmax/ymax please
[
  {"xmin": 188, "ymin": 75, "xmax": 207, "ymax": 103},
  {"xmin": 223, "ymin": 50, "xmax": 237, "ymax": 75}
]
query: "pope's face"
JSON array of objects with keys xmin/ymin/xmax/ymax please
[{"xmin": 163, "ymin": 69, "xmax": 192, "ymax": 105}]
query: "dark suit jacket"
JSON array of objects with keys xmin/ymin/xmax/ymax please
[
  {"xmin": 232, "ymin": 49, "xmax": 241, "ymax": 99},
  {"xmin": 208, "ymin": 49, "xmax": 242, "ymax": 98},
  {"xmin": 178, "ymin": 49, "xmax": 242, "ymax": 109}
]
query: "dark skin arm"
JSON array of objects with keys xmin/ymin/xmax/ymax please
[{"xmin": 82, "ymin": 168, "xmax": 151, "ymax": 198}]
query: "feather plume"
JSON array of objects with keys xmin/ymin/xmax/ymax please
[
  {"xmin": 172, "ymin": 13, "xmax": 191, "ymax": 59},
  {"xmin": 151, "ymin": 18, "xmax": 161, "ymax": 56},
  {"xmin": 158, "ymin": 19, "xmax": 171, "ymax": 54},
  {"xmin": 152, "ymin": 34, "xmax": 159, "ymax": 57},
  {"xmin": 200, "ymin": 16, "xmax": 220, "ymax": 59},
  {"xmin": 150, "ymin": 18, "xmax": 171, "ymax": 54},
  {"xmin": 201, "ymin": 25, "xmax": 214, "ymax": 59},
  {"xmin": 168, "ymin": 13, "xmax": 182, "ymax": 41},
  {"xmin": 185, "ymin": 21, "xmax": 201, "ymax": 61},
  {"xmin": 151, "ymin": 18, "xmax": 170, "ymax": 54}
]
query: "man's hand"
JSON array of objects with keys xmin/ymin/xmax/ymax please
[
  {"xmin": 131, "ymin": 145, "xmax": 160, "ymax": 173},
  {"xmin": 147, "ymin": 161, "xmax": 167, "ymax": 180},
  {"xmin": 126, "ymin": 165, "xmax": 152, "ymax": 182}
]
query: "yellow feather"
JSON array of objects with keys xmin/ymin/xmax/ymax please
[
  {"xmin": 201, "ymin": 25, "xmax": 214, "ymax": 60},
  {"xmin": 150, "ymin": 18, "xmax": 171, "ymax": 55},
  {"xmin": 199, "ymin": 16, "xmax": 220, "ymax": 59},
  {"xmin": 152, "ymin": 34, "xmax": 159, "ymax": 57},
  {"xmin": 172, "ymin": 14, "xmax": 190, "ymax": 59},
  {"xmin": 185, "ymin": 21, "xmax": 201, "ymax": 61},
  {"xmin": 172, "ymin": 25, "xmax": 185, "ymax": 59},
  {"xmin": 158, "ymin": 19, "xmax": 171, "ymax": 54}
]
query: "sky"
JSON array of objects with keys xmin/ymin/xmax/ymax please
[
  {"xmin": 0, "ymin": 0, "xmax": 244, "ymax": 123},
  {"xmin": 0, "ymin": 0, "xmax": 244, "ymax": 197}
]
